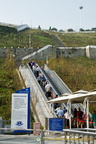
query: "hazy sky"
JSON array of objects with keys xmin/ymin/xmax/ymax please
[{"xmin": 0, "ymin": 0, "xmax": 96, "ymax": 31}]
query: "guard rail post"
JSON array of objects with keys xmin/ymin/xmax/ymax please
[
  {"xmin": 40, "ymin": 130, "xmax": 45, "ymax": 144},
  {"xmin": 64, "ymin": 131, "xmax": 67, "ymax": 144}
]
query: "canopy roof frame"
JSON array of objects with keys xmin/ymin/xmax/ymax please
[{"xmin": 48, "ymin": 90, "xmax": 96, "ymax": 129}]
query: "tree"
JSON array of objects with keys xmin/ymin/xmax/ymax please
[
  {"xmin": 67, "ymin": 29, "xmax": 74, "ymax": 32},
  {"xmin": 79, "ymin": 28, "xmax": 84, "ymax": 32},
  {"xmin": 85, "ymin": 29, "xmax": 90, "ymax": 31},
  {"xmin": 91, "ymin": 27, "xmax": 96, "ymax": 31},
  {"xmin": 51, "ymin": 27, "xmax": 57, "ymax": 31}
]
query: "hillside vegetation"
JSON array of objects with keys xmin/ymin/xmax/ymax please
[
  {"xmin": 0, "ymin": 25, "xmax": 96, "ymax": 48},
  {"xmin": 56, "ymin": 32, "xmax": 96, "ymax": 47},
  {"xmin": 0, "ymin": 53, "xmax": 22, "ymax": 120},
  {"xmin": 0, "ymin": 26, "xmax": 59, "ymax": 48},
  {"xmin": 46, "ymin": 31, "xmax": 96, "ymax": 47}
]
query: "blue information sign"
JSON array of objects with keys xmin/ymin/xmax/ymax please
[{"xmin": 49, "ymin": 118, "xmax": 65, "ymax": 131}]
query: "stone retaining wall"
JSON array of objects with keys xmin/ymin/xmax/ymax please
[{"xmin": 0, "ymin": 45, "xmax": 96, "ymax": 61}]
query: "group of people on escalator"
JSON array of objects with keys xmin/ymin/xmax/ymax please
[{"xmin": 28, "ymin": 60, "xmax": 56, "ymax": 100}]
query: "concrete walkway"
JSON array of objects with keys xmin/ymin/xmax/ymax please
[
  {"xmin": 0, "ymin": 134, "xmax": 96, "ymax": 144},
  {"xmin": 0, "ymin": 134, "xmax": 63, "ymax": 144}
]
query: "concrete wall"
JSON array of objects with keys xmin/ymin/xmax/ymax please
[
  {"xmin": 86, "ymin": 45, "xmax": 96, "ymax": 59},
  {"xmin": 0, "ymin": 47, "xmax": 34, "ymax": 60},
  {"xmin": 0, "ymin": 45, "xmax": 96, "ymax": 61},
  {"xmin": 56, "ymin": 47, "xmax": 86, "ymax": 58},
  {"xmin": 22, "ymin": 45, "xmax": 87, "ymax": 60}
]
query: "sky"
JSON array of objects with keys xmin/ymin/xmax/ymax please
[{"xmin": 0, "ymin": 0, "xmax": 96, "ymax": 31}]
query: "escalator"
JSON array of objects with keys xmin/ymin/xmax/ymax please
[
  {"xmin": 19, "ymin": 64, "xmax": 56, "ymax": 129},
  {"xmin": 19, "ymin": 63, "xmax": 91, "ymax": 129}
]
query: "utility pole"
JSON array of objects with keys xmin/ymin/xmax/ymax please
[
  {"xmin": 29, "ymin": 34, "xmax": 31, "ymax": 48},
  {"xmin": 79, "ymin": 6, "xmax": 83, "ymax": 30}
]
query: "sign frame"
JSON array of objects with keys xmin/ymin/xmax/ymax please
[{"xmin": 11, "ymin": 88, "xmax": 30, "ymax": 134}]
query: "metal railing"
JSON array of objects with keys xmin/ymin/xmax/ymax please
[{"xmin": 63, "ymin": 129, "xmax": 96, "ymax": 144}]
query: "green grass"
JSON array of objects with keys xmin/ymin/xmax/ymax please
[
  {"xmin": 56, "ymin": 33, "xmax": 96, "ymax": 47},
  {"xmin": 46, "ymin": 31, "xmax": 96, "ymax": 47}
]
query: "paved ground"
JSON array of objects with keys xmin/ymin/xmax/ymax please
[
  {"xmin": 0, "ymin": 134, "xmax": 96, "ymax": 144},
  {"xmin": 0, "ymin": 134, "xmax": 64, "ymax": 144},
  {"xmin": 0, "ymin": 135, "xmax": 38, "ymax": 144}
]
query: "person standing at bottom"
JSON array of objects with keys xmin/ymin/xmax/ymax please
[
  {"xmin": 57, "ymin": 107, "xmax": 64, "ymax": 118},
  {"xmin": 64, "ymin": 110, "xmax": 70, "ymax": 129}
]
